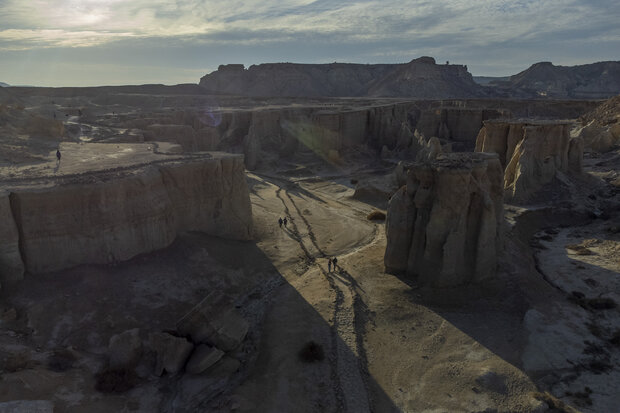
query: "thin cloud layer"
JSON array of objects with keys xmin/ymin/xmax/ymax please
[{"xmin": 0, "ymin": 0, "xmax": 618, "ymax": 85}]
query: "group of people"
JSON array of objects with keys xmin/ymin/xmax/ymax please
[
  {"xmin": 277, "ymin": 216, "xmax": 339, "ymax": 273},
  {"xmin": 327, "ymin": 256, "xmax": 338, "ymax": 273},
  {"xmin": 278, "ymin": 217, "xmax": 288, "ymax": 228}
]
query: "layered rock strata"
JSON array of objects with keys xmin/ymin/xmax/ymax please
[
  {"xmin": 475, "ymin": 120, "xmax": 583, "ymax": 202},
  {"xmin": 384, "ymin": 153, "xmax": 504, "ymax": 287},
  {"xmin": 0, "ymin": 154, "xmax": 252, "ymax": 278}
]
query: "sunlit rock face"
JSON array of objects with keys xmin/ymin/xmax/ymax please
[
  {"xmin": 1, "ymin": 155, "xmax": 252, "ymax": 276},
  {"xmin": 475, "ymin": 120, "xmax": 583, "ymax": 203},
  {"xmin": 384, "ymin": 153, "xmax": 504, "ymax": 287}
]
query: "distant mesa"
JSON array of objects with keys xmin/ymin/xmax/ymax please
[
  {"xmin": 0, "ymin": 82, "xmax": 9, "ymax": 87},
  {"xmin": 199, "ymin": 56, "xmax": 489, "ymax": 99},
  {"xmin": 486, "ymin": 60, "xmax": 620, "ymax": 99},
  {"xmin": 200, "ymin": 57, "xmax": 620, "ymax": 99}
]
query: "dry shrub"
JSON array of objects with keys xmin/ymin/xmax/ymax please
[
  {"xmin": 585, "ymin": 297, "xmax": 616, "ymax": 310},
  {"xmin": 609, "ymin": 329, "xmax": 620, "ymax": 347},
  {"xmin": 95, "ymin": 367, "xmax": 138, "ymax": 393},
  {"xmin": 367, "ymin": 210, "xmax": 386, "ymax": 221},
  {"xmin": 2, "ymin": 352, "xmax": 31, "ymax": 372},
  {"xmin": 569, "ymin": 295, "xmax": 616, "ymax": 311},
  {"xmin": 350, "ymin": 178, "xmax": 358, "ymax": 185},
  {"xmin": 299, "ymin": 341, "xmax": 325, "ymax": 363}
]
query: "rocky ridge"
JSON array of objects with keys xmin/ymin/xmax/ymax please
[{"xmin": 488, "ymin": 61, "xmax": 620, "ymax": 99}]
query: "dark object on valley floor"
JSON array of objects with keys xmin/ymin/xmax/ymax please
[
  {"xmin": 94, "ymin": 367, "xmax": 139, "ymax": 393},
  {"xmin": 367, "ymin": 210, "xmax": 386, "ymax": 221},
  {"xmin": 299, "ymin": 341, "xmax": 325, "ymax": 363}
]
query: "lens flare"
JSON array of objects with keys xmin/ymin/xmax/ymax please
[{"xmin": 198, "ymin": 98, "xmax": 222, "ymax": 128}]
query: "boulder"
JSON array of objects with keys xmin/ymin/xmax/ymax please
[
  {"xmin": 176, "ymin": 291, "xmax": 249, "ymax": 352},
  {"xmin": 185, "ymin": 344, "xmax": 225, "ymax": 375},
  {"xmin": 108, "ymin": 328, "xmax": 142, "ymax": 369},
  {"xmin": 149, "ymin": 332, "xmax": 194, "ymax": 376},
  {"xmin": 384, "ymin": 153, "xmax": 504, "ymax": 286}
]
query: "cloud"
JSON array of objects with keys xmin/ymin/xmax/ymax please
[{"xmin": 0, "ymin": 0, "xmax": 617, "ymax": 84}]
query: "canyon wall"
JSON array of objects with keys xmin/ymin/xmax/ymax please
[
  {"xmin": 0, "ymin": 155, "xmax": 252, "ymax": 278},
  {"xmin": 475, "ymin": 120, "xmax": 583, "ymax": 203},
  {"xmin": 384, "ymin": 153, "xmax": 504, "ymax": 287},
  {"xmin": 0, "ymin": 191, "xmax": 23, "ymax": 284}
]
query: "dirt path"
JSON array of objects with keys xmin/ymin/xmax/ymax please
[{"xmin": 274, "ymin": 181, "xmax": 373, "ymax": 412}]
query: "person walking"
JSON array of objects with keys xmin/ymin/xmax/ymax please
[
  {"xmin": 56, "ymin": 149, "xmax": 61, "ymax": 163},
  {"xmin": 283, "ymin": 217, "xmax": 288, "ymax": 227},
  {"xmin": 278, "ymin": 217, "xmax": 283, "ymax": 228},
  {"xmin": 332, "ymin": 256, "xmax": 338, "ymax": 271},
  {"xmin": 327, "ymin": 258, "xmax": 332, "ymax": 272}
]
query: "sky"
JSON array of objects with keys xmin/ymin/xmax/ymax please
[{"xmin": 0, "ymin": 0, "xmax": 618, "ymax": 87}]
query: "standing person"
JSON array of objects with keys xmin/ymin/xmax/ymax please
[
  {"xmin": 332, "ymin": 256, "xmax": 338, "ymax": 271},
  {"xmin": 283, "ymin": 217, "xmax": 288, "ymax": 227},
  {"xmin": 56, "ymin": 149, "xmax": 61, "ymax": 163},
  {"xmin": 278, "ymin": 217, "xmax": 283, "ymax": 228},
  {"xmin": 327, "ymin": 258, "xmax": 332, "ymax": 272}
]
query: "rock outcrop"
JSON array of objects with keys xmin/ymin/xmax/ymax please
[
  {"xmin": 1, "ymin": 154, "xmax": 252, "ymax": 276},
  {"xmin": 384, "ymin": 153, "xmax": 504, "ymax": 287},
  {"xmin": 149, "ymin": 332, "xmax": 195, "ymax": 376},
  {"xmin": 176, "ymin": 291, "xmax": 248, "ymax": 352},
  {"xmin": 576, "ymin": 95, "xmax": 620, "ymax": 152},
  {"xmin": 475, "ymin": 120, "xmax": 583, "ymax": 202},
  {"xmin": 200, "ymin": 57, "xmax": 487, "ymax": 99}
]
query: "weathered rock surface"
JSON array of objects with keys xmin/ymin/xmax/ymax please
[
  {"xmin": 149, "ymin": 332, "xmax": 195, "ymax": 376},
  {"xmin": 475, "ymin": 120, "xmax": 583, "ymax": 203},
  {"xmin": 0, "ymin": 400, "xmax": 54, "ymax": 413},
  {"xmin": 185, "ymin": 344, "xmax": 225, "ymax": 375},
  {"xmin": 1, "ymin": 154, "xmax": 252, "ymax": 275},
  {"xmin": 0, "ymin": 191, "xmax": 23, "ymax": 283},
  {"xmin": 576, "ymin": 95, "xmax": 620, "ymax": 152},
  {"xmin": 176, "ymin": 291, "xmax": 249, "ymax": 352},
  {"xmin": 108, "ymin": 328, "xmax": 143, "ymax": 369},
  {"xmin": 384, "ymin": 153, "xmax": 504, "ymax": 287}
]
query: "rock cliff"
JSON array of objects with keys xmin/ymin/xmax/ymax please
[
  {"xmin": 0, "ymin": 191, "xmax": 23, "ymax": 284},
  {"xmin": 0, "ymin": 154, "xmax": 252, "ymax": 277},
  {"xmin": 475, "ymin": 120, "xmax": 583, "ymax": 203},
  {"xmin": 384, "ymin": 153, "xmax": 504, "ymax": 287},
  {"xmin": 200, "ymin": 57, "xmax": 487, "ymax": 99}
]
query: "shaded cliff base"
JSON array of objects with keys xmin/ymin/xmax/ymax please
[{"xmin": 1, "ymin": 142, "xmax": 619, "ymax": 411}]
